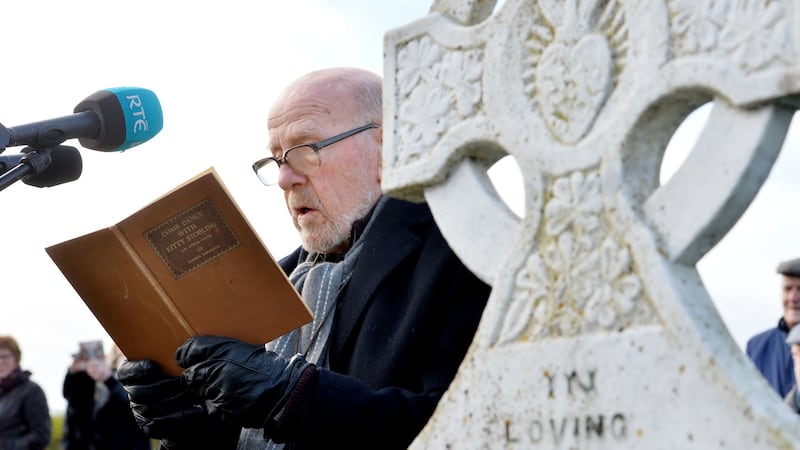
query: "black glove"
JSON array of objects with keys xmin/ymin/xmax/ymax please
[
  {"xmin": 118, "ymin": 358, "xmax": 240, "ymax": 449},
  {"xmin": 177, "ymin": 336, "xmax": 316, "ymax": 431}
]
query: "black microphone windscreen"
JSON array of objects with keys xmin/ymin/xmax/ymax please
[{"xmin": 24, "ymin": 146, "xmax": 83, "ymax": 188}]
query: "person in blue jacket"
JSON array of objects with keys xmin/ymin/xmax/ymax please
[
  {"xmin": 782, "ymin": 325, "xmax": 800, "ymax": 411},
  {"xmin": 118, "ymin": 67, "xmax": 491, "ymax": 450},
  {"xmin": 746, "ymin": 257, "xmax": 800, "ymax": 397}
]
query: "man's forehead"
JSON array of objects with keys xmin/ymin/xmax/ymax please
[
  {"xmin": 784, "ymin": 275, "xmax": 800, "ymax": 285},
  {"xmin": 267, "ymin": 82, "xmax": 355, "ymax": 149}
]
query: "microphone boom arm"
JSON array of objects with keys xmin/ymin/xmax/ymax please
[
  {"xmin": 0, "ymin": 146, "xmax": 82, "ymax": 191},
  {"xmin": 0, "ymin": 123, "xmax": 10, "ymax": 152},
  {"xmin": 0, "ymin": 148, "xmax": 53, "ymax": 191}
]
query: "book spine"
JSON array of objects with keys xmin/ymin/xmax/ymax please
[{"xmin": 110, "ymin": 226, "xmax": 196, "ymax": 336}]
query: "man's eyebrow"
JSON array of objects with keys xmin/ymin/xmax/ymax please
[
  {"xmin": 268, "ymin": 123, "xmax": 325, "ymax": 154},
  {"xmin": 284, "ymin": 128, "xmax": 325, "ymax": 149}
]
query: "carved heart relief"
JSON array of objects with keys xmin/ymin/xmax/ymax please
[{"xmin": 536, "ymin": 33, "xmax": 612, "ymax": 144}]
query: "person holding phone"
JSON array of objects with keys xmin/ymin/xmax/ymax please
[{"xmin": 62, "ymin": 341, "xmax": 151, "ymax": 450}]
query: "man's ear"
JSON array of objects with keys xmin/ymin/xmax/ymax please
[
  {"xmin": 376, "ymin": 149, "xmax": 382, "ymax": 183},
  {"xmin": 375, "ymin": 129, "xmax": 383, "ymax": 182}
]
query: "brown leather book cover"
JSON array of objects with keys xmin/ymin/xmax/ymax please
[{"xmin": 46, "ymin": 168, "xmax": 312, "ymax": 376}]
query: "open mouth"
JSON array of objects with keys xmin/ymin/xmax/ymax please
[
  {"xmin": 295, "ymin": 206, "xmax": 317, "ymax": 219},
  {"xmin": 289, "ymin": 193, "xmax": 321, "ymax": 219}
]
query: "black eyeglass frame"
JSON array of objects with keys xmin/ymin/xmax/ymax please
[{"xmin": 252, "ymin": 124, "xmax": 380, "ymax": 185}]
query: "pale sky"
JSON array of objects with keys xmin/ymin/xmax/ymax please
[{"xmin": 0, "ymin": 0, "xmax": 797, "ymax": 416}]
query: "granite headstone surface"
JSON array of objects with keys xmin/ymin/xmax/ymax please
[{"xmin": 382, "ymin": 0, "xmax": 800, "ymax": 448}]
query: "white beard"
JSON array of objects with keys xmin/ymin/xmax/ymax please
[{"xmin": 299, "ymin": 187, "xmax": 382, "ymax": 254}]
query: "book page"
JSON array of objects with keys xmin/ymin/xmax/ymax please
[{"xmin": 47, "ymin": 168, "xmax": 312, "ymax": 375}]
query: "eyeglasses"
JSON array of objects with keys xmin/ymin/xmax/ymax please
[{"xmin": 252, "ymin": 124, "xmax": 379, "ymax": 186}]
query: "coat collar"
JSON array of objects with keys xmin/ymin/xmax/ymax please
[
  {"xmin": 337, "ymin": 199, "xmax": 432, "ymax": 312},
  {"xmin": 280, "ymin": 197, "xmax": 433, "ymax": 354},
  {"xmin": 335, "ymin": 198, "xmax": 431, "ymax": 349}
]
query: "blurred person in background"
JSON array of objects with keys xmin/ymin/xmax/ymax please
[
  {"xmin": 782, "ymin": 324, "xmax": 800, "ymax": 411},
  {"xmin": 63, "ymin": 341, "xmax": 151, "ymax": 450},
  {"xmin": 747, "ymin": 257, "xmax": 800, "ymax": 397},
  {"xmin": 0, "ymin": 335, "xmax": 51, "ymax": 450}
]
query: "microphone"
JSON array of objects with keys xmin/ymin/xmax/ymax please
[
  {"xmin": 0, "ymin": 146, "xmax": 82, "ymax": 188},
  {"xmin": 1, "ymin": 87, "xmax": 163, "ymax": 152}
]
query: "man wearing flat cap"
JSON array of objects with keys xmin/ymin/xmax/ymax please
[{"xmin": 746, "ymin": 257, "xmax": 800, "ymax": 397}]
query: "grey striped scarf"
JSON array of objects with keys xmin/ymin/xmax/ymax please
[{"xmin": 238, "ymin": 198, "xmax": 385, "ymax": 449}]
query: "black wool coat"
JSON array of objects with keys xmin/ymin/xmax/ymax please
[
  {"xmin": 278, "ymin": 197, "xmax": 491, "ymax": 449},
  {"xmin": 62, "ymin": 371, "xmax": 152, "ymax": 450}
]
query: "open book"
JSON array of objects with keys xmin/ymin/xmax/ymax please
[{"xmin": 46, "ymin": 168, "xmax": 312, "ymax": 376}]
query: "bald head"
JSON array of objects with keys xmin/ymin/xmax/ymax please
[{"xmin": 270, "ymin": 67, "xmax": 382, "ymax": 131}]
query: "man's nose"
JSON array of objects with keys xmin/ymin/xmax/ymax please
[{"xmin": 277, "ymin": 163, "xmax": 306, "ymax": 190}]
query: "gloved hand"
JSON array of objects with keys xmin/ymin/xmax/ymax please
[
  {"xmin": 118, "ymin": 358, "xmax": 240, "ymax": 449},
  {"xmin": 117, "ymin": 359, "xmax": 205, "ymax": 438},
  {"xmin": 177, "ymin": 336, "xmax": 316, "ymax": 430}
]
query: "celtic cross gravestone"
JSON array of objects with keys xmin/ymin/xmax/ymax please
[{"xmin": 382, "ymin": 0, "xmax": 800, "ymax": 448}]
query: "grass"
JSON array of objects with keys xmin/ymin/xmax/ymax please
[
  {"xmin": 47, "ymin": 414, "xmax": 157, "ymax": 449},
  {"xmin": 47, "ymin": 414, "xmax": 63, "ymax": 450}
]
